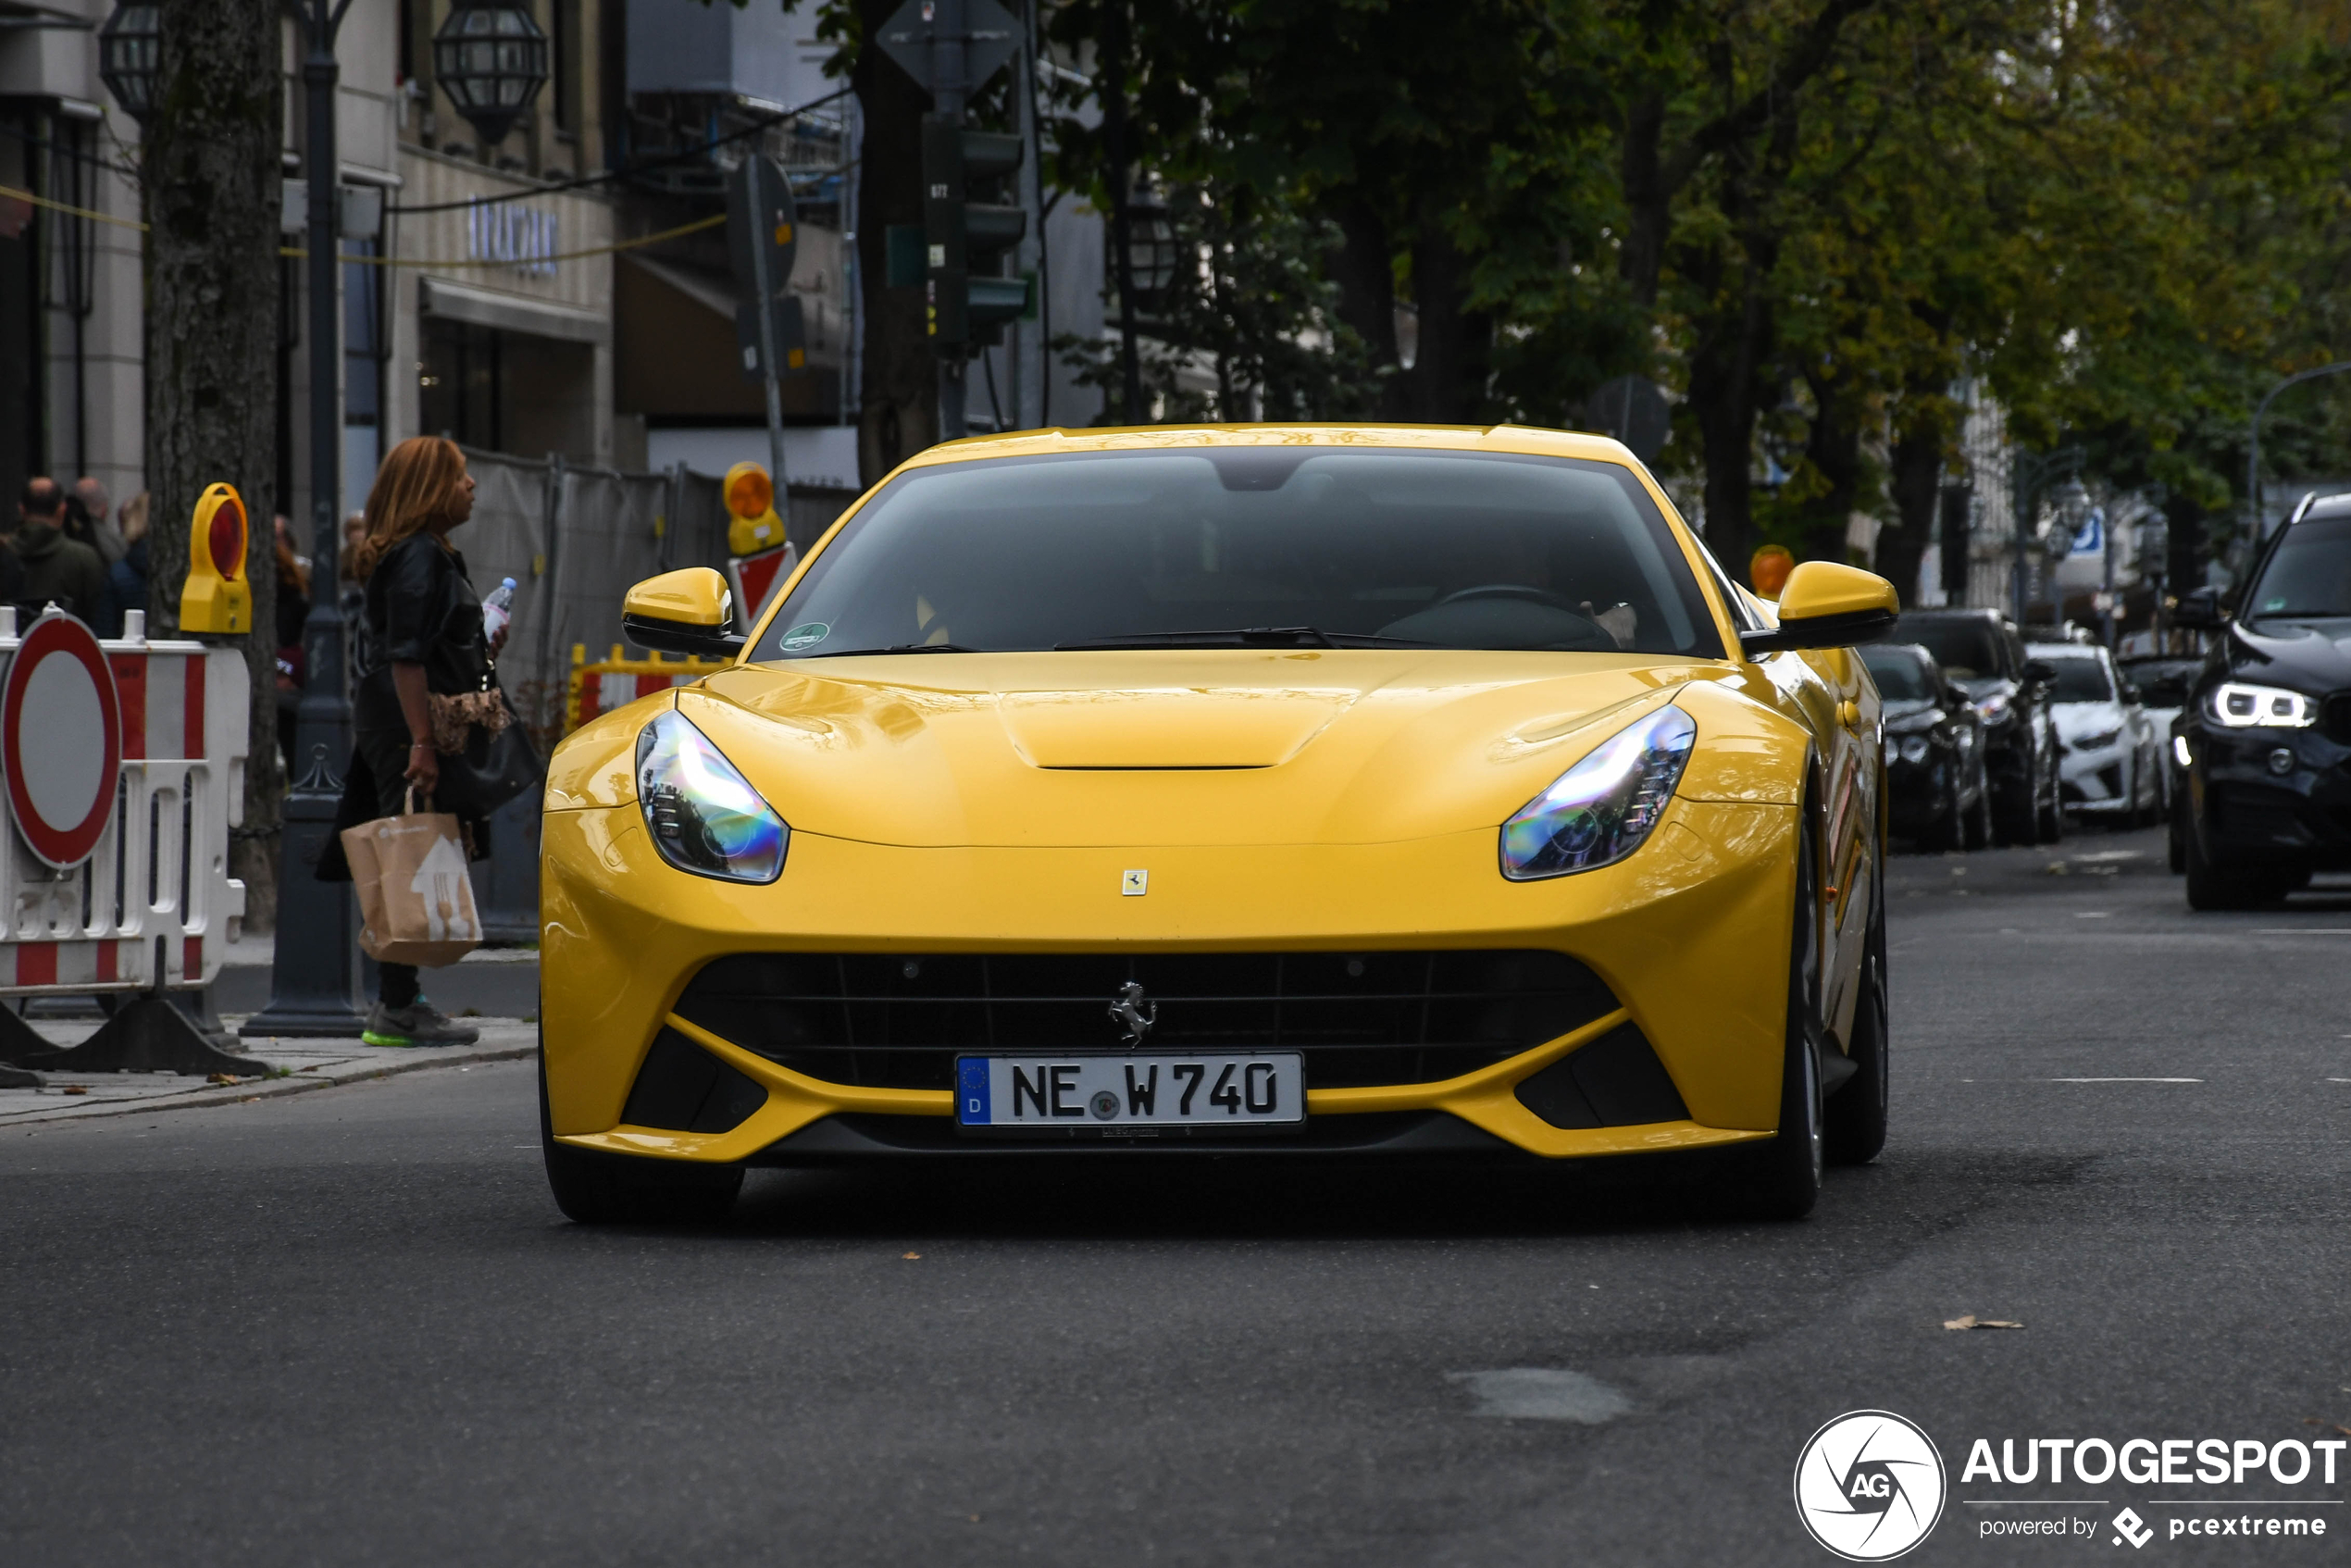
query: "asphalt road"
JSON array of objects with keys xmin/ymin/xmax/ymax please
[{"xmin": 3, "ymin": 824, "xmax": 2345, "ymax": 1566}]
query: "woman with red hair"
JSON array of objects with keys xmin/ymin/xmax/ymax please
[{"xmin": 332, "ymin": 436, "xmax": 503, "ymax": 1048}]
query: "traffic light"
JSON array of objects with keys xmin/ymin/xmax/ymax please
[
  {"xmin": 179, "ymin": 483, "xmax": 251, "ymax": 635},
  {"xmin": 922, "ymin": 114, "xmax": 1030, "ymax": 349}
]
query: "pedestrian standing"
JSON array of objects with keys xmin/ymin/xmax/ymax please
[
  {"xmin": 69, "ymin": 477, "xmax": 128, "ymax": 566},
  {"xmin": 274, "ymin": 515, "xmax": 313, "ymax": 777},
  {"xmin": 11, "ymin": 477, "xmax": 109, "ymax": 623},
  {"xmin": 106, "ymin": 492, "xmax": 150, "ymax": 633},
  {"xmin": 323, "ymin": 437, "xmax": 499, "ymax": 1049}
]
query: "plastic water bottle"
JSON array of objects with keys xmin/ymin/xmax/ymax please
[{"xmin": 481, "ymin": 577, "xmax": 517, "ymax": 643}]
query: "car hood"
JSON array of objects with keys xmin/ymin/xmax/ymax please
[
  {"xmin": 2050, "ymin": 699, "xmax": 2126, "ymax": 740},
  {"xmin": 595, "ymin": 650, "xmax": 1802, "ymax": 848},
  {"xmin": 2225, "ymin": 618, "xmax": 2351, "ymax": 691}
]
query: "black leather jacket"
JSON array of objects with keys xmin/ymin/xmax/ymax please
[{"xmin": 354, "ymin": 532, "xmax": 492, "ymax": 734}]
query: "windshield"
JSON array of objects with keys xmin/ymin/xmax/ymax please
[
  {"xmin": 1860, "ymin": 646, "xmax": 1937, "ymax": 702},
  {"xmin": 2245, "ymin": 515, "xmax": 2351, "ymax": 621},
  {"xmin": 1894, "ymin": 616, "xmax": 2005, "ymax": 680},
  {"xmin": 2121, "ymin": 659, "xmax": 2198, "ymax": 706},
  {"xmin": 753, "ymin": 449, "xmax": 1723, "ymax": 659},
  {"xmin": 2040, "ymin": 655, "xmax": 2114, "ymax": 703}
]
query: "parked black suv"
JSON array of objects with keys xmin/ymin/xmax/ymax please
[
  {"xmin": 2173, "ymin": 491, "xmax": 2351, "ymax": 908},
  {"xmin": 1892, "ymin": 609, "xmax": 2063, "ymax": 844}
]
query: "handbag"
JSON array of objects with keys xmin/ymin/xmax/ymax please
[{"xmin": 428, "ymin": 685, "xmax": 544, "ymax": 819}]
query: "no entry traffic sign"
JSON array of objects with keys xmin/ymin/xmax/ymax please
[{"xmin": 4, "ymin": 612, "xmax": 122, "ymax": 868}]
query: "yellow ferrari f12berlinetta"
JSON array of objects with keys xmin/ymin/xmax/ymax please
[{"xmin": 538, "ymin": 425, "xmax": 1897, "ymax": 1223}]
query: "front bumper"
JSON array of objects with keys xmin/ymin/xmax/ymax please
[
  {"xmin": 2059, "ymin": 741, "xmax": 2133, "ymax": 812},
  {"xmin": 2185, "ymin": 724, "xmax": 2351, "ymax": 866},
  {"xmin": 540, "ymin": 797, "xmax": 1801, "ymax": 1164}
]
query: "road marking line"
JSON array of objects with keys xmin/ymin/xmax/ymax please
[
  {"xmin": 2074, "ymin": 912, "xmax": 2111, "ymax": 919},
  {"xmin": 2046, "ymin": 1077, "xmax": 2202, "ymax": 1083},
  {"xmin": 2254, "ymin": 928, "xmax": 2351, "ymax": 934}
]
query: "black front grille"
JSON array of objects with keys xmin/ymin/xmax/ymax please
[
  {"xmin": 2324, "ymin": 692, "xmax": 2351, "ymax": 747},
  {"xmin": 674, "ymin": 950, "xmax": 1621, "ymax": 1092}
]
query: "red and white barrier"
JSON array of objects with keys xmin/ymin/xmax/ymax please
[{"xmin": 0, "ymin": 608, "xmax": 247, "ymax": 998}]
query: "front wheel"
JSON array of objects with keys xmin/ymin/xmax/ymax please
[
  {"xmin": 541, "ymin": 1053, "xmax": 743, "ymax": 1225},
  {"xmin": 1733, "ymin": 819, "xmax": 1825, "ymax": 1219},
  {"xmin": 2183, "ymin": 822, "xmax": 2293, "ymax": 911},
  {"xmin": 1825, "ymin": 878, "xmax": 1888, "ymax": 1166}
]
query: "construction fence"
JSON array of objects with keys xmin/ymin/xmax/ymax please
[{"xmin": 455, "ymin": 447, "xmax": 855, "ymax": 753}]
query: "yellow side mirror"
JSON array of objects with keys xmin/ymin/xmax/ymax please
[
  {"xmin": 179, "ymin": 483, "xmax": 253, "ymax": 635},
  {"xmin": 724, "ymin": 461, "xmax": 787, "ymax": 557},
  {"xmin": 623, "ymin": 567, "xmax": 745, "ymax": 657},
  {"xmin": 1739, "ymin": 560, "xmax": 1898, "ymax": 654}
]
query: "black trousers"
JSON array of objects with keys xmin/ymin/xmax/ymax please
[{"xmin": 353, "ymin": 723, "xmax": 423, "ymax": 1010}]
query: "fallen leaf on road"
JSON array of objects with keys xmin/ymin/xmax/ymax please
[
  {"xmin": 902, "ymin": 1251, "xmax": 922, "ymax": 1260},
  {"xmin": 1943, "ymin": 1314, "xmax": 2024, "ymax": 1330},
  {"xmin": 60, "ymin": 1085, "xmax": 87, "ymax": 1096},
  {"xmin": 205, "ymin": 1073, "xmax": 244, "ymax": 1087},
  {"xmin": 2044, "ymin": 862, "xmax": 2071, "ymax": 876}
]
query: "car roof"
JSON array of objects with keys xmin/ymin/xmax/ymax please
[
  {"xmin": 1861, "ymin": 641, "xmax": 1935, "ymax": 663},
  {"xmin": 898, "ymin": 422, "xmax": 1645, "ymax": 469},
  {"xmin": 2295, "ymin": 492, "xmax": 2351, "ymax": 521}
]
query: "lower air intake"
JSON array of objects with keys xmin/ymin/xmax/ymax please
[
  {"xmin": 1511, "ymin": 1024, "xmax": 1688, "ymax": 1129},
  {"xmin": 620, "ymin": 1028, "xmax": 768, "ymax": 1134}
]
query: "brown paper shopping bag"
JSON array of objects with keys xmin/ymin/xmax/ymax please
[{"xmin": 341, "ymin": 790, "xmax": 483, "ymax": 966}]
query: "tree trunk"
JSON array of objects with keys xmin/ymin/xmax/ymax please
[
  {"xmin": 1399, "ymin": 205, "xmax": 1491, "ymax": 422},
  {"xmin": 143, "ymin": 0, "xmax": 283, "ymax": 932},
  {"xmin": 1327, "ymin": 197, "xmax": 1399, "ymax": 376},
  {"xmin": 1882, "ymin": 406, "xmax": 1947, "ymax": 607},
  {"xmin": 853, "ymin": 0, "xmax": 939, "ymax": 484},
  {"xmin": 1618, "ymin": 92, "xmax": 1667, "ymax": 308},
  {"xmin": 1798, "ymin": 372, "xmax": 1863, "ymax": 566}
]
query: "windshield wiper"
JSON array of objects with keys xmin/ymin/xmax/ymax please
[
  {"xmin": 804, "ymin": 642, "xmax": 982, "ymax": 656},
  {"xmin": 1054, "ymin": 627, "xmax": 1432, "ymax": 651}
]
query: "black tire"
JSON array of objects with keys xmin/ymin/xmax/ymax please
[
  {"xmin": 1963, "ymin": 782, "xmax": 1992, "ymax": 851},
  {"xmin": 1922, "ymin": 781, "xmax": 1961, "ymax": 853},
  {"xmin": 1825, "ymin": 864, "xmax": 1888, "ymax": 1166},
  {"xmin": 1732, "ymin": 816, "xmax": 1825, "ymax": 1219},
  {"xmin": 541, "ymin": 1053, "xmax": 743, "ymax": 1225},
  {"xmin": 2167, "ymin": 793, "xmax": 2187, "ymax": 873},
  {"xmin": 2036, "ymin": 768, "xmax": 2065, "ymax": 843},
  {"xmin": 2183, "ymin": 821, "xmax": 2290, "ymax": 911}
]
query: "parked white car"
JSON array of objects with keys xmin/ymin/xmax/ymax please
[{"xmin": 2030, "ymin": 642, "xmax": 2164, "ymax": 823}]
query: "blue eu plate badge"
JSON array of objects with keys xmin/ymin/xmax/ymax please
[{"xmin": 957, "ymin": 1058, "xmax": 992, "ymax": 1125}]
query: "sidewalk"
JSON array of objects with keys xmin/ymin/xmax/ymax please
[{"xmin": 3, "ymin": 933, "xmax": 541, "ymax": 1126}]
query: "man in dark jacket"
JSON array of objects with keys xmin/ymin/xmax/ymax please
[{"xmin": 12, "ymin": 477, "xmax": 109, "ymax": 624}]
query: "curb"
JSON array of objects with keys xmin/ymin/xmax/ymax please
[{"xmin": 6, "ymin": 1042, "xmax": 539, "ymax": 1126}]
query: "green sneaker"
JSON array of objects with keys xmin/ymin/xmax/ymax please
[{"xmin": 362, "ymin": 1000, "xmax": 480, "ymax": 1048}]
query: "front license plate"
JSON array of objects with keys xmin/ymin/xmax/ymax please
[{"xmin": 955, "ymin": 1053, "xmax": 1305, "ymax": 1128}]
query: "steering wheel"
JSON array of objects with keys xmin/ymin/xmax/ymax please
[{"xmin": 1432, "ymin": 583, "xmax": 1585, "ymax": 612}]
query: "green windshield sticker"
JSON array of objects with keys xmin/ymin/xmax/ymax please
[
  {"xmin": 2262, "ymin": 597, "xmax": 2287, "ymax": 611},
  {"xmin": 780, "ymin": 621, "xmax": 831, "ymax": 651}
]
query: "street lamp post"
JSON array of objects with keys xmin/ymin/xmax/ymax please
[
  {"xmin": 243, "ymin": 0, "xmax": 366, "ymax": 1038},
  {"xmin": 2246, "ymin": 360, "xmax": 2351, "ymax": 545}
]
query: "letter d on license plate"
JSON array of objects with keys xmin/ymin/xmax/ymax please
[{"xmin": 955, "ymin": 1053, "xmax": 1304, "ymax": 1127}]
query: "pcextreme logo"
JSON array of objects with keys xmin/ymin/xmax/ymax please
[{"xmin": 1795, "ymin": 1410, "xmax": 1950, "ymax": 1562}]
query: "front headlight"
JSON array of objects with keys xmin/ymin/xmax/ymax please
[
  {"xmin": 1973, "ymin": 692, "xmax": 2011, "ymax": 725},
  {"xmin": 635, "ymin": 709, "xmax": 790, "ymax": 883},
  {"xmin": 1500, "ymin": 706, "xmax": 1695, "ymax": 879},
  {"xmin": 2205, "ymin": 682, "xmax": 2316, "ymax": 728},
  {"xmin": 1898, "ymin": 735, "xmax": 1931, "ymax": 765}
]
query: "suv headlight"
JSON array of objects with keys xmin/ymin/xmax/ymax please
[
  {"xmin": 635, "ymin": 709, "xmax": 790, "ymax": 882},
  {"xmin": 1972, "ymin": 692, "xmax": 2011, "ymax": 725},
  {"xmin": 2205, "ymin": 682, "xmax": 2316, "ymax": 728},
  {"xmin": 1500, "ymin": 706, "xmax": 1695, "ymax": 879}
]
